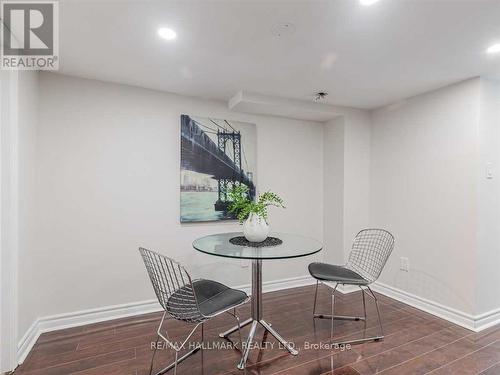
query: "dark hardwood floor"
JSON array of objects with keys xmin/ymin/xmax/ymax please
[{"xmin": 13, "ymin": 285, "xmax": 500, "ymax": 375}]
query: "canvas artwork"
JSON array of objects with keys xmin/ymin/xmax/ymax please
[{"xmin": 180, "ymin": 114, "xmax": 257, "ymax": 222}]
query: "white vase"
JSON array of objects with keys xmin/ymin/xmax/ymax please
[{"xmin": 243, "ymin": 213, "xmax": 270, "ymax": 242}]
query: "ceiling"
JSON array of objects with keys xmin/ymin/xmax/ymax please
[{"xmin": 58, "ymin": 0, "xmax": 500, "ymax": 109}]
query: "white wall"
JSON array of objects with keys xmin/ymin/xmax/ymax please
[
  {"xmin": 370, "ymin": 79, "xmax": 480, "ymax": 315},
  {"xmin": 1, "ymin": 70, "xmax": 38, "ymax": 370},
  {"xmin": 342, "ymin": 110, "xmax": 371, "ymax": 257},
  {"xmin": 18, "ymin": 72, "xmax": 325, "ymax": 339},
  {"xmin": 323, "ymin": 116, "xmax": 344, "ymax": 264},
  {"xmin": 476, "ymin": 78, "xmax": 500, "ymax": 315},
  {"xmin": 17, "ymin": 72, "xmax": 39, "ymax": 341},
  {"xmin": 17, "ymin": 72, "xmax": 500, "ymax": 356},
  {"xmin": 1, "ymin": 70, "xmax": 18, "ymax": 373},
  {"xmin": 323, "ymin": 110, "xmax": 371, "ymax": 265}
]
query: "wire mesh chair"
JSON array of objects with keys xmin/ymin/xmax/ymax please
[
  {"xmin": 309, "ymin": 229, "xmax": 394, "ymax": 345},
  {"xmin": 139, "ymin": 248, "xmax": 250, "ymax": 375}
]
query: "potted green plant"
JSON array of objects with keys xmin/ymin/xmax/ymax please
[{"xmin": 227, "ymin": 185, "xmax": 285, "ymax": 242}]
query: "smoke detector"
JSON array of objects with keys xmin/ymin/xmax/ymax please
[{"xmin": 314, "ymin": 92, "xmax": 328, "ymax": 102}]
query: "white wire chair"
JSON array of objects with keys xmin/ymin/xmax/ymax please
[
  {"xmin": 309, "ymin": 229, "xmax": 394, "ymax": 345},
  {"xmin": 139, "ymin": 248, "xmax": 250, "ymax": 375}
]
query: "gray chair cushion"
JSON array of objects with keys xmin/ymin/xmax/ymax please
[
  {"xmin": 308, "ymin": 262, "xmax": 368, "ymax": 285},
  {"xmin": 167, "ymin": 279, "xmax": 247, "ymax": 319}
]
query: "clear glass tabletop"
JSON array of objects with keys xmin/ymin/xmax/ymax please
[{"xmin": 192, "ymin": 232, "xmax": 323, "ymax": 260}]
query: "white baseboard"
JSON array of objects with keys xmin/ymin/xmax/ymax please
[
  {"xmin": 474, "ymin": 307, "xmax": 500, "ymax": 331},
  {"xmin": 17, "ymin": 299, "xmax": 162, "ymax": 364},
  {"xmin": 17, "ymin": 276, "xmax": 500, "ymax": 367},
  {"xmin": 235, "ymin": 274, "xmax": 317, "ymax": 295},
  {"xmin": 312, "ymin": 281, "xmax": 359, "ymax": 294},
  {"xmin": 372, "ymin": 282, "xmax": 500, "ymax": 332},
  {"xmin": 307, "ymin": 280, "xmax": 500, "ymax": 332},
  {"xmin": 17, "ymin": 274, "xmax": 316, "ymax": 365}
]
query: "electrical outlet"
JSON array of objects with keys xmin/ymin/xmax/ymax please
[{"xmin": 400, "ymin": 257, "xmax": 409, "ymax": 272}]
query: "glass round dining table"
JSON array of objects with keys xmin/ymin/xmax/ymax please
[{"xmin": 192, "ymin": 232, "xmax": 323, "ymax": 370}]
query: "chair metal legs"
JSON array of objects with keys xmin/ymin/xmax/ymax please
[
  {"xmin": 219, "ymin": 317, "xmax": 252, "ymax": 338},
  {"xmin": 149, "ymin": 308, "xmax": 245, "ymax": 374},
  {"xmin": 149, "ymin": 312, "xmax": 203, "ymax": 375},
  {"xmin": 150, "ymin": 333, "xmax": 160, "ymax": 375},
  {"xmin": 313, "ymin": 280, "xmax": 319, "ymax": 316},
  {"xmin": 361, "ymin": 287, "xmax": 367, "ymax": 322},
  {"xmin": 312, "ymin": 282, "xmax": 384, "ymax": 346},
  {"xmin": 330, "ymin": 284, "xmax": 338, "ymax": 341},
  {"xmin": 366, "ymin": 286, "xmax": 384, "ymax": 337},
  {"xmin": 361, "ymin": 287, "xmax": 367, "ymax": 334},
  {"xmin": 224, "ymin": 308, "xmax": 244, "ymax": 351},
  {"xmin": 313, "ymin": 282, "xmax": 365, "ymax": 321},
  {"xmin": 159, "ymin": 346, "xmax": 201, "ymax": 375}
]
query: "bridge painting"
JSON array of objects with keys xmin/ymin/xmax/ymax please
[{"xmin": 180, "ymin": 114, "xmax": 257, "ymax": 222}]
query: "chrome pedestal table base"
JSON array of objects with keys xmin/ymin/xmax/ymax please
[
  {"xmin": 192, "ymin": 232, "xmax": 322, "ymax": 371},
  {"xmin": 218, "ymin": 259, "xmax": 298, "ymax": 370}
]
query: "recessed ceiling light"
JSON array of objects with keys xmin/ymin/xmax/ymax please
[
  {"xmin": 360, "ymin": 0, "xmax": 380, "ymax": 5},
  {"xmin": 486, "ymin": 43, "xmax": 500, "ymax": 54},
  {"xmin": 158, "ymin": 27, "xmax": 177, "ymax": 41}
]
